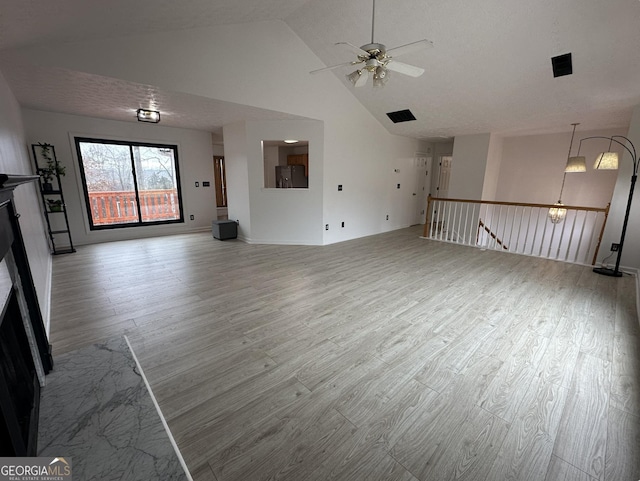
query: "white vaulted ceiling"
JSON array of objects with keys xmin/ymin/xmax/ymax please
[{"xmin": 1, "ymin": 0, "xmax": 639, "ymax": 139}]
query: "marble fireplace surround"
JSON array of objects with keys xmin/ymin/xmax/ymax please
[{"xmin": 38, "ymin": 335, "xmax": 191, "ymax": 481}]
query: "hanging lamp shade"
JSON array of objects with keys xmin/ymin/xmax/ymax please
[
  {"xmin": 594, "ymin": 152, "xmax": 619, "ymax": 170},
  {"xmin": 565, "ymin": 156, "xmax": 586, "ymax": 172}
]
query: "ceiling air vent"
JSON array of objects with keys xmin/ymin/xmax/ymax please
[
  {"xmin": 386, "ymin": 109, "xmax": 416, "ymax": 123},
  {"xmin": 551, "ymin": 53, "xmax": 573, "ymax": 78}
]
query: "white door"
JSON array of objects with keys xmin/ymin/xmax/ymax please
[
  {"xmin": 414, "ymin": 156, "xmax": 432, "ymax": 225},
  {"xmin": 436, "ymin": 155, "xmax": 452, "ymax": 199}
]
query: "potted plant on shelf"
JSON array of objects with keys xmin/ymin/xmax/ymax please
[
  {"xmin": 46, "ymin": 199, "xmax": 64, "ymax": 212},
  {"xmin": 36, "ymin": 143, "xmax": 65, "ymax": 191}
]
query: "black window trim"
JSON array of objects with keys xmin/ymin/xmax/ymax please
[{"xmin": 74, "ymin": 136, "xmax": 185, "ymax": 231}]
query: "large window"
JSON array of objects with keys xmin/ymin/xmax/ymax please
[{"xmin": 75, "ymin": 138, "xmax": 184, "ymax": 230}]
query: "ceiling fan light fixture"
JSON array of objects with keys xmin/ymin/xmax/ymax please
[
  {"xmin": 312, "ymin": 0, "xmax": 432, "ymax": 88},
  {"xmin": 347, "ymin": 69, "xmax": 363, "ymax": 85},
  {"xmin": 373, "ymin": 66, "xmax": 389, "ymax": 87}
]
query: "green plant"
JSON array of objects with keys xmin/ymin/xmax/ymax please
[
  {"xmin": 37, "ymin": 143, "xmax": 66, "ymax": 182},
  {"xmin": 46, "ymin": 199, "xmax": 64, "ymax": 211}
]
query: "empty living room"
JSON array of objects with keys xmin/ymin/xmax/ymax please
[{"xmin": 0, "ymin": 0, "xmax": 639, "ymax": 480}]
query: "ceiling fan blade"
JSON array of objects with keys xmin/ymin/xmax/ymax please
[
  {"xmin": 385, "ymin": 60, "xmax": 425, "ymax": 77},
  {"xmin": 354, "ymin": 70, "xmax": 370, "ymax": 87},
  {"xmin": 335, "ymin": 42, "xmax": 371, "ymax": 57},
  {"xmin": 386, "ymin": 39, "xmax": 433, "ymax": 58},
  {"xmin": 310, "ymin": 60, "xmax": 362, "ymax": 74}
]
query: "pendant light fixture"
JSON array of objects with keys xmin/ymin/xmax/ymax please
[
  {"xmin": 564, "ymin": 123, "xmax": 586, "ymax": 172},
  {"xmin": 549, "ymin": 123, "xmax": 583, "ymax": 223}
]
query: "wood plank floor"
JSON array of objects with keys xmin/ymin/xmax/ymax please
[{"xmin": 49, "ymin": 226, "xmax": 640, "ymax": 481}]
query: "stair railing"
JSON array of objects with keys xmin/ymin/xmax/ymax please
[
  {"xmin": 477, "ymin": 219, "xmax": 509, "ymax": 250},
  {"xmin": 423, "ymin": 196, "xmax": 610, "ymax": 265}
]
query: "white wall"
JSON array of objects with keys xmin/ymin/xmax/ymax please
[
  {"xmin": 449, "ymin": 133, "xmax": 491, "ymax": 199},
  {"xmin": 600, "ymin": 105, "xmax": 640, "ymax": 271},
  {"xmin": 0, "ymin": 71, "xmax": 52, "ymax": 330},
  {"xmin": 5, "ymin": 20, "xmax": 427, "ymax": 245},
  {"xmin": 223, "ymin": 121, "xmax": 251, "ymax": 239},
  {"xmin": 482, "ymin": 134, "xmax": 503, "ymax": 201},
  {"xmin": 245, "ymin": 119, "xmax": 323, "ymax": 245},
  {"xmin": 496, "ymin": 128, "xmax": 623, "ymax": 207},
  {"xmin": 23, "ymin": 109, "xmax": 216, "ymax": 245},
  {"xmin": 263, "ymin": 145, "xmax": 279, "ymax": 189}
]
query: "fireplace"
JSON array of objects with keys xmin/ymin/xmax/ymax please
[{"xmin": 0, "ymin": 174, "xmax": 53, "ymax": 456}]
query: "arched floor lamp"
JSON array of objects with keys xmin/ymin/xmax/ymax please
[{"xmin": 574, "ymin": 135, "xmax": 639, "ymax": 277}]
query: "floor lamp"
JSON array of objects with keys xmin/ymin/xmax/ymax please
[{"xmin": 575, "ymin": 135, "xmax": 639, "ymax": 277}]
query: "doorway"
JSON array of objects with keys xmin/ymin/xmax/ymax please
[
  {"xmin": 213, "ymin": 156, "xmax": 228, "ymax": 220},
  {"xmin": 436, "ymin": 155, "xmax": 452, "ymax": 199},
  {"xmin": 413, "ymin": 155, "xmax": 432, "ymax": 225}
]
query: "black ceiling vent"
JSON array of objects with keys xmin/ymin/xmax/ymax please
[
  {"xmin": 387, "ymin": 109, "xmax": 416, "ymax": 123},
  {"xmin": 551, "ymin": 53, "xmax": 573, "ymax": 78}
]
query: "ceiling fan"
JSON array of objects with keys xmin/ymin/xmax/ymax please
[{"xmin": 310, "ymin": 0, "xmax": 433, "ymax": 87}]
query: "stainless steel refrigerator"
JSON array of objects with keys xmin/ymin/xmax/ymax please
[{"xmin": 276, "ymin": 165, "xmax": 307, "ymax": 188}]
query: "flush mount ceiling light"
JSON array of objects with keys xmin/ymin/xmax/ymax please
[
  {"xmin": 310, "ymin": 0, "xmax": 433, "ymax": 88},
  {"xmin": 283, "ymin": 140, "xmax": 299, "ymax": 144},
  {"xmin": 137, "ymin": 109, "xmax": 160, "ymax": 123}
]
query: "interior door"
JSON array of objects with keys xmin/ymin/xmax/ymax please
[
  {"xmin": 436, "ymin": 155, "xmax": 452, "ymax": 199},
  {"xmin": 414, "ymin": 156, "xmax": 432, "ymax": 225}
]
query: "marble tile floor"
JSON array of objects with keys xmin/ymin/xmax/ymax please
[{"xmin": 37, "ymin": 335, "xmax": 190, "ymax": 481}]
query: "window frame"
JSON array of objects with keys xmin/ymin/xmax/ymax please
[{"xmin": 74, "ymin": 137, "xmax": 185, "ymax": 230}]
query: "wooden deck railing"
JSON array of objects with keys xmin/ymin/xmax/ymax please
[
  {"xmin": 423, "ymin": 196, "xmax": 610, "ymax": 266},
  {"xmin": 88, "ymin": 189, "xmax": 179, "ymax": 225}
]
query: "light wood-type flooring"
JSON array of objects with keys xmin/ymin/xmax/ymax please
[{"xmin": 49, "ymin": 226, "xmax": 640, "ymax": 481}]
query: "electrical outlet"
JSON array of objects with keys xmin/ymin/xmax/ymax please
[
  {"xmin": 611, "ymin": 243, "xmax": 620, "ymax": 251},
  {"xmin": 386, "ymin": 214, "xmax": 389, "ymax": 220},
  {"xmin": 338, "ymin": 185, "xmax": 343, "ymax": 191},
  {"xmin": 189, "ymin": 215, "xmax": 194, "ymax": 220},
  {"xmin": 341, "ymin": 222, "xmax": 345, "ymax": 228},
  {"xmin": 325, "ymin": 224, "xmax": 329, "ymax": 230},
  {"xmin": 397, "ymin": 184, "xmax": 401, "ymax": 189}
]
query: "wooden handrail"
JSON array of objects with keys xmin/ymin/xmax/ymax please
[
  {"xmin": 423, "ymin": 195, "xmax": 611, "ymax": 266},
  {"xmin": 478, "ymin": 219, "xmax": 508, "ymax": 250},
  {"xmin": 424, "ymin": 195, "xmax": 609, "ymax": 238},
  {"xmin": 427, "ymin": 196, "xmax": 609, "ymax": 212}
]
